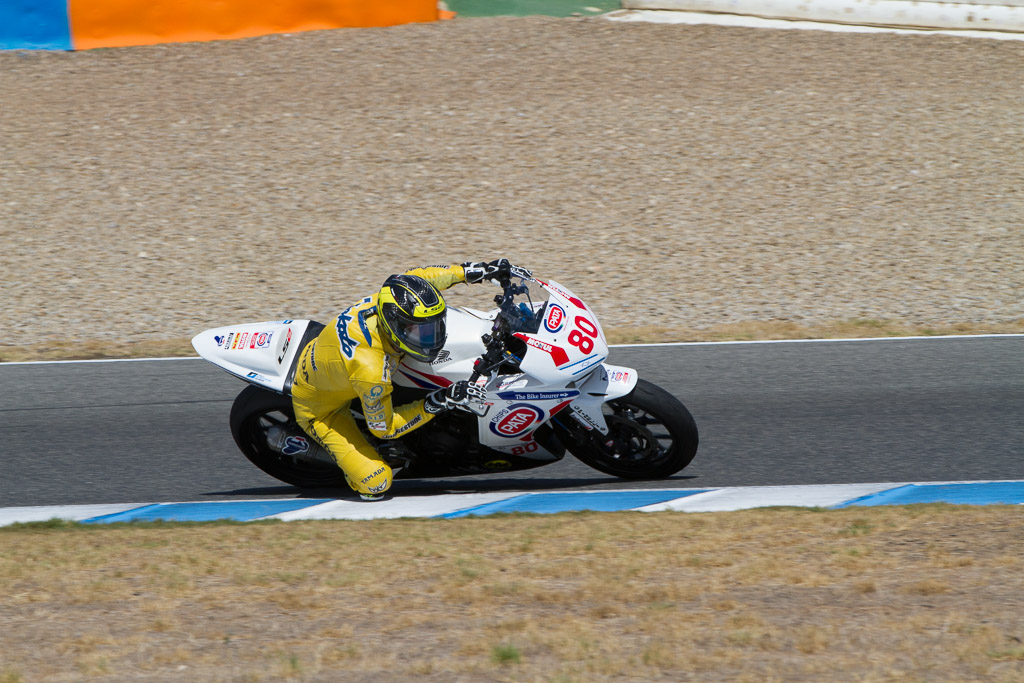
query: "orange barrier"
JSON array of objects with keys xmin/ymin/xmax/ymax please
[{"xmin": 70, "ymin": 0, "xmax": 438, "ymax": 50}]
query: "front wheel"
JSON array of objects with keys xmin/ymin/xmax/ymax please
[
  {"xmin": 556, "ymin": 379, "xmax": 699, "ymax": 480},
  {"xmin": 229, "ymin": 385, "xmax": 348, "ymax": 488}
]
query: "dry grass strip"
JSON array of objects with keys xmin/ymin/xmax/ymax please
[{"xmin": 1, "ymin": 505, "xmax": 1022, "ymax": 681}]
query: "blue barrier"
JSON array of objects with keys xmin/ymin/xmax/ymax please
[{"xmin": 0, "ymin": 0, "xmax": 71, "ymax": 50}]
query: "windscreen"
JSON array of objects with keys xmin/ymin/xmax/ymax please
[{"xmin": 507, "ymin": 278, "xmax": 548, "ymax": 334}]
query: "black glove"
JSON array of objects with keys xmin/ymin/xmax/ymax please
[
  {"xmin": 425, "ymin": 380, "xmax": 487, "ymax": 414},
  {"xmin": 462, "ymin": 258, "xmax": 532, "ymax": 284}
]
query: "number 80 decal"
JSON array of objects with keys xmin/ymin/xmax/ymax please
[{"xmin": 567, "ymin": 315, "xmax": 599, "ymax": 354}]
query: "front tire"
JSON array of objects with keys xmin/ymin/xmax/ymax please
[
  {"xmin": 229, "ymin": 385, "xmax": 348, "ymax": 488},
  {"xmin": 556, "ymin": 379, "xmax": 699, "ymax": 479}
]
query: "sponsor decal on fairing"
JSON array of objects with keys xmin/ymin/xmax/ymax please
[
  {"xmin": 570, "ymin": 404, "xmax": 606, "ymax": 433},
  {"xmin": 497, "ymin": 374, "xmax": 528, "ymax": 390},
  {"xmin": 608, "ymin": 370, "xmax": 631, "ymax": 384},
  {"xmin": 544, "ymin": 304, "xmax": 566, "ymax": 333},
  {"xmin": 497, "ymin": 390, "xmax": 580, "ymax": 401},
  {"xmin": 536, "ymin": 279, "xmax": 587, "ymax": 310},
  {"xmin": 489, "ymin": 403, "xmax": 545, "ymax": 438},
  {"xmin": 253, "ymin": 331, "xmax": 273, "ymax": 349},
  {"xmin": 515, "ymin": 334, "xmax": 570, "ymax": 366},
  {"xmin": 277, "ymin": 328, "xmax": 292, "ymax": 364}
]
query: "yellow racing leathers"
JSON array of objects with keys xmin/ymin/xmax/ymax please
[{"xmin": 290, "ymin": 265, "xmax": 468, "ymax": 496}]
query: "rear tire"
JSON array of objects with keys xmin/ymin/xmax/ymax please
[
  {"xmin": 556, "ymin": 379, "xmax": 699, "ymax": 480},
  {"xmin": 229, "ymin": 385, "xmax": 348, "ymax": 488}
]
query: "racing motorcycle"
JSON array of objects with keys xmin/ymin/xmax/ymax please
[{"xmin": 191, "ymin": 274, "xmax": 698, "ymax": 489}]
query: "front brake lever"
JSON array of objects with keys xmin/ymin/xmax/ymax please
[{"xmin": 459, "ymin": 400, "xmax": 490, "ymax": 418}]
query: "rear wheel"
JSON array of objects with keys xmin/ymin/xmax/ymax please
[
  {"xmin": 229, "ymin": 385, "xmax": 348, "ymax": 488},
  {"xmin": 556, "ymin": 379, "xmax": 698, "ymax": 479}
]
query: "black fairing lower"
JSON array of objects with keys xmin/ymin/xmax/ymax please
[{"xmin": 283, "ymin": 321, "xmax": 326, "ymax": 395}]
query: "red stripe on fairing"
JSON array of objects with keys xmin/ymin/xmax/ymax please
[
  {"xmin": 515, "ymin": 333, "xmax": 571, "ymax": 367},
  {"xmin": 400, "ymin": 364, "xmax": 453, "ymax": 387},
  {"xmin": 537, "ymin": 279, "xmax": 587, "ymax": 310},
  {"xmin": 398, "ymin": 370, "xmax": 438, "ymax": 389},
  {"xmin": 549, "ymin": 399, "xmax": 574, "ymax": 417}
]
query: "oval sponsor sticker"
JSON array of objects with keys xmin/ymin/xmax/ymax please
[
  {"xmin": 544, "ymin": 304, "xmax": 566, "ymax": 333},
  {"xmin": 489, "ymin": 404, "xmax": 545, "ymax": 438},
  {"xmin": 282, "ymin": 435, "xmax": 310, "ymax": 455}
]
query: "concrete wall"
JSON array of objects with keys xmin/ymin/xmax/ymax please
[{"xmin": 624, "ymin": 0, "xmax": 1024, "ymax": 31}]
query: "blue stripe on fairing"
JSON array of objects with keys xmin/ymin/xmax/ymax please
[
  {"xmin": 399, "ymin": 370, "xmax": 439, "ymax": 389},
  {"xmin": 439, "ymin": 490, "xmax": 709, "ymax": 518},
  {"xmin": 559, "ymin": 353, "xmax": 600, "ymax": 371},
  {"xmin": 571, "ymin": 358, "xmax": 605, "ymax": 375},
  {"xmin": 834, "ymin": 482, "xmax": 1024, "ymax": 508},
  {"xmin": 83, "ymin": 500, "xmax": 333, "ymax": 524},
  {"xmin": 0, "ymin": 0, "xmax": 71, "ymax": 50}
]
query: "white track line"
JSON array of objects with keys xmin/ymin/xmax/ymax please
[
  {"xmin": 0, "ymin": 356, "xmax": 200, "ymax": 366},
  {"xmin": 2, "ymin": 333, "xmax": 1021, "ymax": 366},
  {"xmin": 613, "ymin": 333, "xmax": 1024, "ymax": 348}
]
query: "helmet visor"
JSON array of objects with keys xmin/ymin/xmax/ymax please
[{"xmin": 395, "ymin": 317, "xmax": 446, "ymax": 361}]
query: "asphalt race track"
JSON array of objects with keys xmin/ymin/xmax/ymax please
[{"xmin": 1, "ymin": 336, "xmax": 1022, "ymax": 509}]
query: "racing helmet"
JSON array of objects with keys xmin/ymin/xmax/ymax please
[{"xmin": 377, "ymin": 274, "xmax": 447, "ymax": 363}]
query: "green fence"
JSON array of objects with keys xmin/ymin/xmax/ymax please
[{"xmin": 447, "ymin": 0, "xmax": 620, "ymax": 17}]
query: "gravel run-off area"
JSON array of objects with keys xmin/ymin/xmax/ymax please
[{"xmin": 1, "ymin": 16, "xmax": 1022, "ymax": 360}]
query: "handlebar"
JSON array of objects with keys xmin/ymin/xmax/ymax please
[{"xmin": 467, "ymin": 277, "xmax": 531, "ymax": 385}]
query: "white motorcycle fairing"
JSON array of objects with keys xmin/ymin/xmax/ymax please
[
  {"xmin": 397, "ymin": 279, "xmax": 639, "ymax": 460},
  {"xmin": 191, "ymin": 320, "xmax": 314, "ymax": 393}
]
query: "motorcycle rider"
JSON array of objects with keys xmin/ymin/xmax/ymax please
[{"xmin": 290, "ymin": 259, "xmax": 529, "ymax": 500}]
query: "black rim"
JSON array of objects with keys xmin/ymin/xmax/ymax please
[
  {"xmin": 560, "ymin": 398, "xmax": 677, "ymax": 473},
  {"xmin": 240, "ymin": 408, "xmax": 339, "ymax": 477},
  {"xmin": 601, "ymin": 399, "xmax": 676, "ymax": 471}
]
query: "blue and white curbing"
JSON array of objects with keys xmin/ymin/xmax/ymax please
[{"xmin": 0, "ymin": 480, "xmax": 1021, "ymax": 527}]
